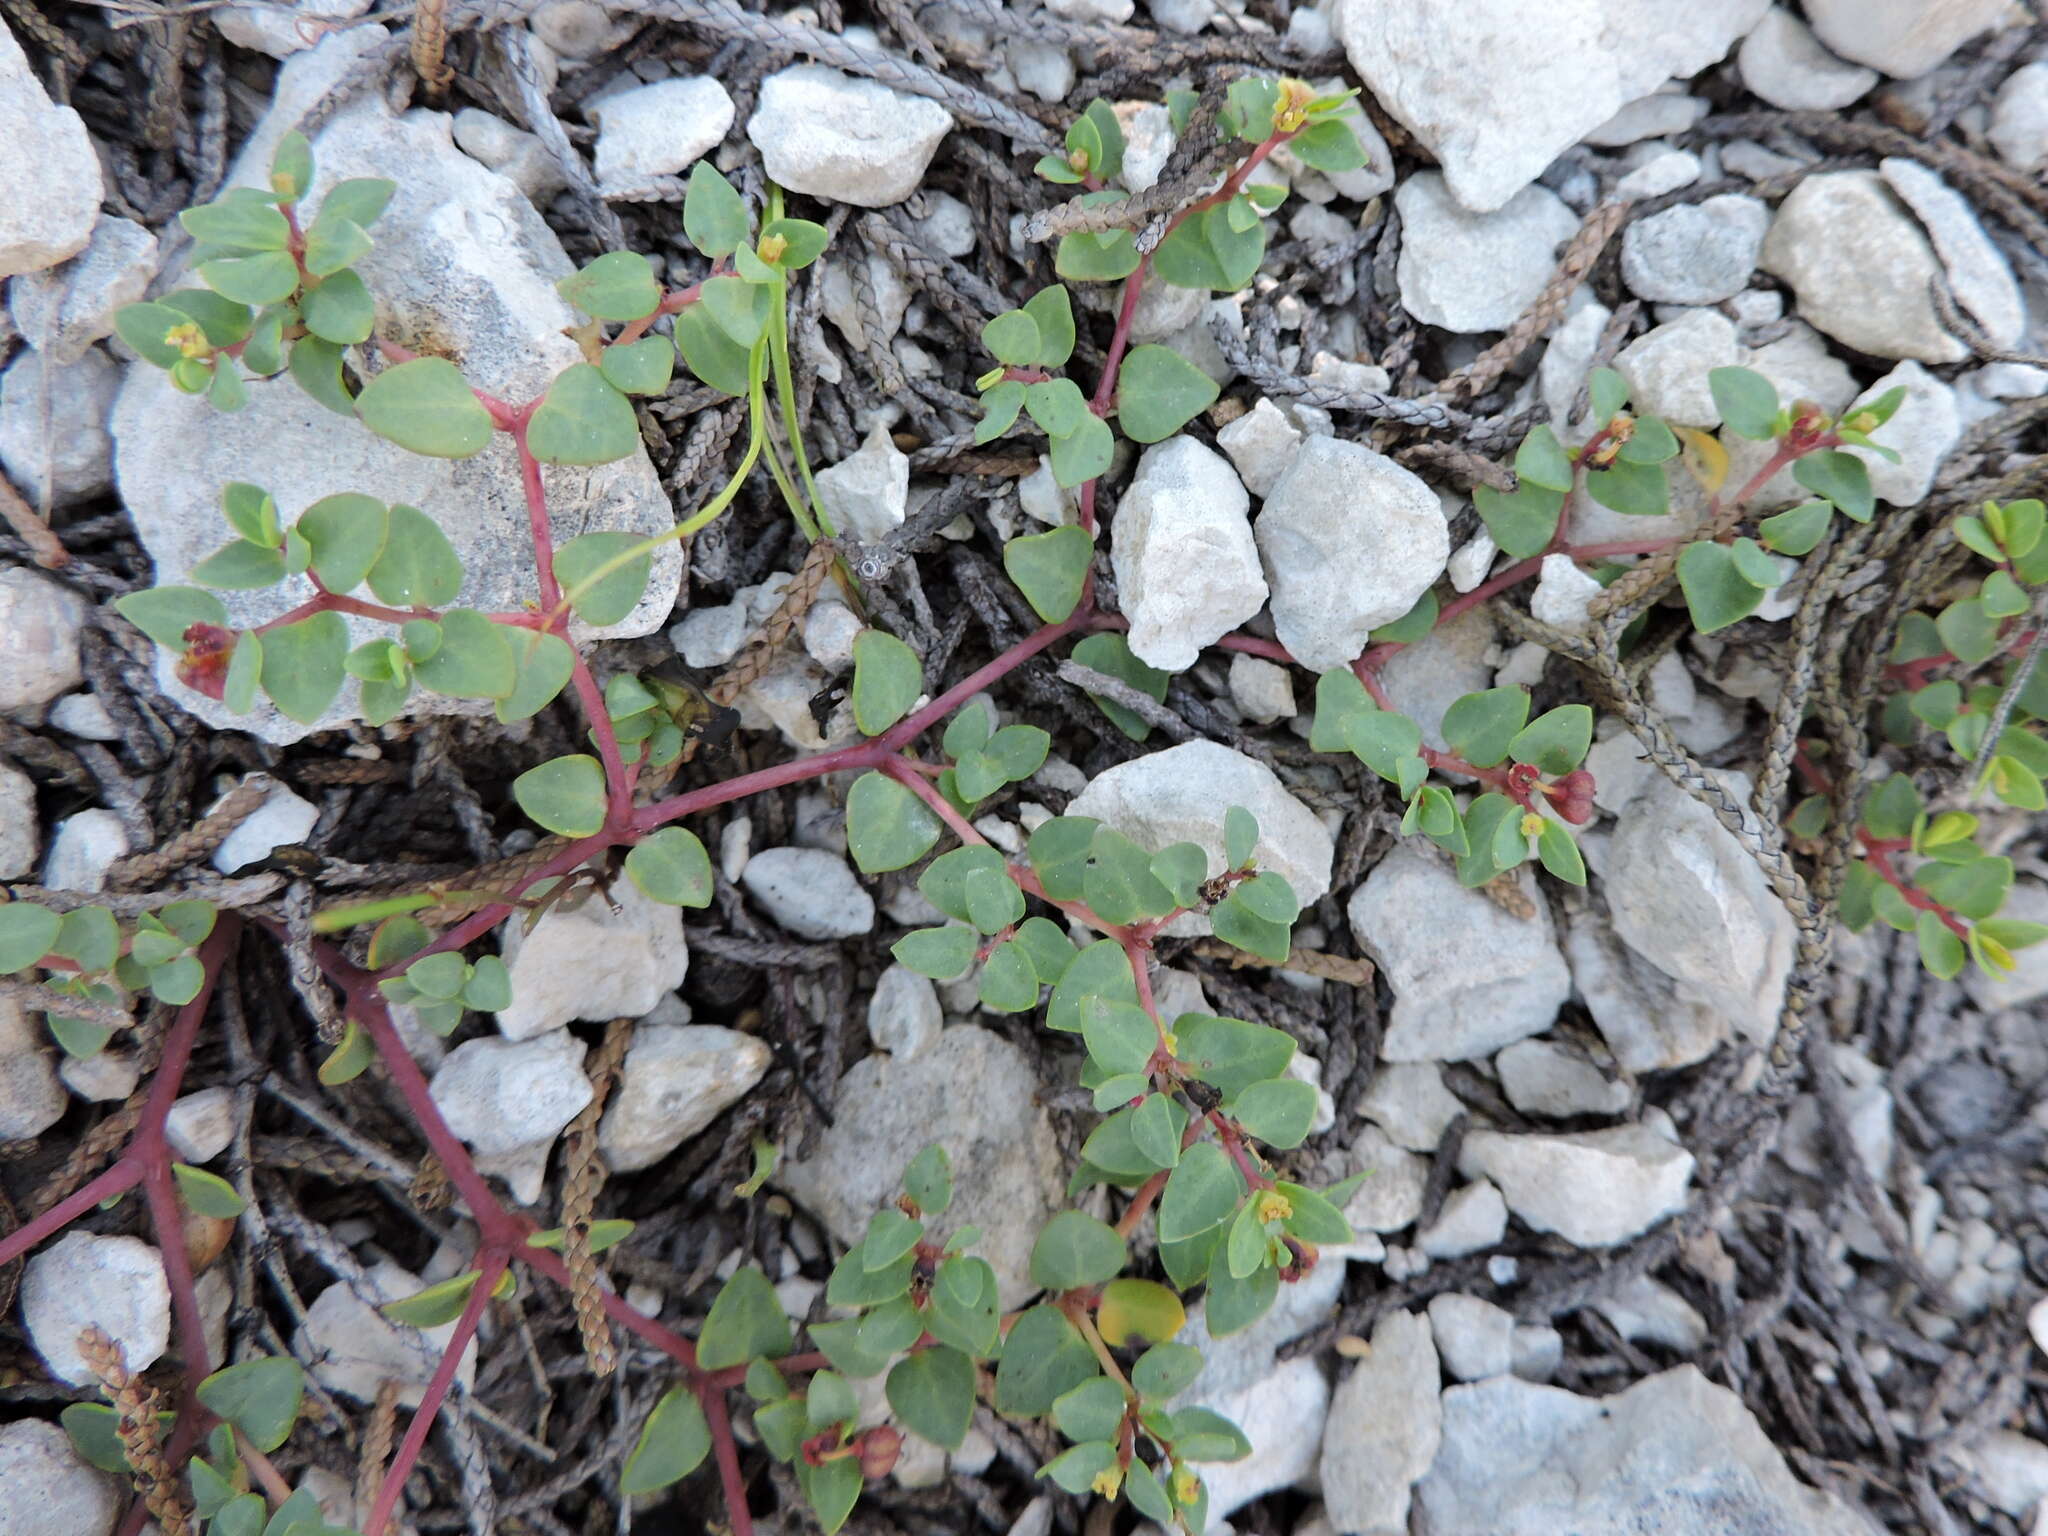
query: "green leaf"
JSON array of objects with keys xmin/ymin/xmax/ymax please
[
  {"xmin": 1229, "ymin": 1077, "xmax": 1317, "ymax": 1150},
  {"xmin": 288, "ymin": 335, "xmax": 354, "ymax": 414},
  {"xmin": 553, "ymin": 530, "xmax": 651, "ymax": 628},
  {"xmin": 118, "ymin": 585, "xmax": 228, "ymax": 650},
  {"xmin": 1508, "ymin": 704, "xmax": 1592, "ymax": 774},
  {"xmin": 183, "ymin": 196, "xmax": 291, "ymax": 252},
  {"xmin": 1585, "ymin": 456, "xmax": 1669, "ymax": 517},
  {"xmin": 851, "ymin": 629, "xmax": 922, "ymax": 735},
  {"xmin": 1159, "ymin": 1142, "xmax": 1245, "ymax": 1243},
  {"xmin": 682, "ymin": 162, "xmax": 750, "ymax": 257},
  {"xmin": 302, "ymin": 207, "xmax": 371, "ymax": 277},
  {"xmin": 461, "ymin": 954, "xmax": 513, "ymax": 1011},
  {"xmin": 1212, "ymin": 890, "xmax": 1290, "ymax": 964},
  {"xmin": 1025, "ymin": 377, "xmax": 1090, "ymax": 438},
  {"xmin": 674, "ymin": 304, "xmax": 753, "ymax": 396},
  {"xmin": 527, "ymin": 363, "xmax": 640, "ymax": 466},
  {"xmin": 1760, "ymin": 500, "xmax": 1832, "ymax": 557},
  {"xmin": 623, "ymin": 826, "xmax": 714, "ymax": 908},
  {"xmin": 1048, "ymin": 413, "xmax": 1115, "ymax": 488},
  {"xmin": 1863, "ymin": 774, "xmax": 1923, "ymax": 841},
  {"xmin": 1619, "ymin": 414, "xmax": 1680, "ymax": 464},
  {"xmin": 1677, "ymin": 541, "xmax": 1767, "ymax": 633},
  {"xmin": 1031, "ymin": 1209, "xmax": 1128, "ymax": 1290},
  {"xmin": 1515, "ymin": 424, "xmax": 1573, "ymax": 492},
  {"xmin": 1794, "ymin": 450, "xmax": 1874, "ymax": 522},
  {"xmin": 512, "ymin": 754, "xmax": 608, "ymax": 837},
  {"xmin": 1116, "ymin": 344, "xmax": 1221, "ymax": 444},
  {"xmin": 983, "ymin": 309, "xmax": 1041, "ymax": 367},
  {"xmin": 295, "ymin": 493, "xmax": 387, "ymax": 593},
  {"xmin": 965, "ymin": 866, "xmax": 1026, "ymax": 935},
  {"xmin": 1150, "ymin": 842, "xmax": 1209, "ymax": 908},
  {"xmin": 1709, "ymin": 366, "xmax": 1779, "ymax": 440},
  {"xmin": 1441, "ymin": 687, "xmax": 1530, "ymax": 769},
  {"xmin": 601, "ymin": 336, "xmax": 674, "ymax": 396},
  {"xmin": 196, "ymin": 1358, "xmax": 302, "ymax": 1453},
  {"xmin": 1052, "ymin": 1374, "xmax": 1128, "ymax": 1443},
  {"xmin": 1916, "ymin": 909, "xmax": 1966, "ymax": 979},
  {"xmin": 497, "ymin": 631, "xmax": 575, "ymax": 723},
  {"xmin": 1472, "ymin": 481, "xmax": 1564, "ymax": 560},
  {"xmin": 381, "ymin": 1270, "xmax": 487, "ymax": 1328},
  {"xmin": 995, "ymin": 1305, "xmax": 1100, "ymax": 1416},
  {"xmin": 976, "ymin": 379, "xmax": 1025, "ymax": 443},
  {"xmin": 977, "ymin": 939, "xmax": 1040, "ymax": 1012},
  {"xmin": 886, "ymin": 1346, "xmax": 976, "ymax": 1450},
  {"xmin": 1536, "ymin": 817, "xmax": 1586, "ymax": 884},
  {"xmin": 1152, "ymin": 202, "xmax": 1266, "ymax": 292},
  {"xmin": 1005, "ymin": 525, "xmax": 1093, "ymax": 621},
  {"xmin": 892, "ymin": 924, "xmax": 976, "ymax": 979},
  {"xmin": 1132, "ymin": 1342, "xmax": 1203, "ymax": 1402},
  {"xmin": 1040, "ymin": 1440, "xmax": 1117, "ymax": 1495},
  {"xmin": 270, "ymin": 130, "xmax": 313, "ymax": 201},
  {"xmin": 318, "ymin": 177, "xmax": 395, "ymax": 231},
  {"xmin": 557, "ymin": 250, "xmax": 661, "ymax": 321},
  {"xmin": 356, "ymin": 358, "xmax": 494, "ymax": 458},
  {"xmin": 1289, "ymin": 115, "xmax": 1367, "ymax": 171},
  {"xmin": 1234, "ymin": 871, "xmax": 1298, "ymax": 925},
  {"xmin": 115, "ymin": 300, "xmax": 201, "ymax": 369},
  {"xmin": 903, "ymin": 1143, "xmax": 952, "ymax": 1217},
  {"xmin": 1069, "ymin": 632, "xmax": 1169, "ymax": 741},
  {"xmin": 1022, "ymin": 285, "xmax": 1076, "ymax": 367},
  {"xmin": 173, "ymin": 1162, "xmax": 246, "ymax": 1218},
  {"xmin": 192, "ymin": 538, "xmax": 287, "ymax": 590},
  {"xmin": 1936, "ymin": 596, "xmax": 2001, "ymax": 666},
  {"xmin": 1130, "ymin": 1092, "xmax": 1183, "ymax": 1169},
  {"xmin": 1175, "ymin": 1013, "xmax": 1294, "ymax": 1096},
  {"xmin": 697, "ymin": 1266, "xmax": 791, "ymax": 1370},
  {"xmin": 1056, "ymin": 226, "xmax": 1141, "ymax": 283},
  {"xmin": 620, "ymin": 1386, "xmax": 711, "ymax": 1495},
  {"xmin": 363, "ymin": 502, "xmax": 462, "ymax": 608},
  {"xmin": 259, "ymin": 610, "xmax": 347, "ymax": 724},
  {"xmin": 760, "ymin": 217, "xmax": 828, "ymax": 269},
  {"xmin": 1204, "ymin": 1238, "xmax": 1277, "ymax": 1337},
  {"xmin": 1171, "ymin": 1406, "xmax": 1252, "ymax": 1462},
  {"xmin": 845, "ymin": 771, "xmax": 943, "ymax": 873},
  {"xmin": 410, "ymin": 608, "xmax": 514, "ymax": 699}
]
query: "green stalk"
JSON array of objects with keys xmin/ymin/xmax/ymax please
[{"xmin": 766, "ymin": 186, "xmax": 831, "ymax": 537}]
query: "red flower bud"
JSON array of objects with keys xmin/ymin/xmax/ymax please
[
  {"xmin": 1548, "ymin": 769, "xmax": 1597, "ymax": 826},
  {"xmin": 857, "ymin": 1425, "xmax": 903, "ymax": 1480},
  {"xmin": 175, "ymin": 623, "xmax": 237, "ymax": 702}
]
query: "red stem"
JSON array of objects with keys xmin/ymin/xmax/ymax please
[{"xmin": 1863, "ymin": 841, "xmax": 1970, "ymax": 939}]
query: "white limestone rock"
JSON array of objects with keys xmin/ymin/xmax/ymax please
[
  {"xmin": 1428, "ymin": 1292, "xmax": 1515, "ymax": 1380},
  {"xmin": 867, "ymin": 963, "xmax": 942, "ymax": 1059},
  {"xmin": 1255, "ymin": 435, "xmax": 1447, "ymax": 672},
  {"xmin": 0, "ymin": 348, "xmax": 118, "ymax": 508},
  {"xmin": 1496, "ymin": 1038, "xmax": 1631, "ymax": 1118},
  {"xmin": 1066, "ymin": 740, "xmax": 1334, "ymax": 930},
  {"xmin": 1804, "ymin": 0, "xmax": 2008, "ymax": 78},
  {"xmin": 452, "ymin": 109, "xmax": 566, "ymax": 203},
  {"xmin": 776, "ymin": 1026, "xmax": 1061, "ymax": 1309},
  {"xmin": 1227, "ymin": 652, "xmax": 1295, "ymax": 725},
  {"xmin": 746, "ymin": 66, "xmax": 951, "ymax": 208},
  {"xmin": 1989, "ymin": 61, "xmax": 2048, "ymax": 171},
  {"xmin": 741, "ymin": 846, "xmax": 875, "ymax": 939},
  {"xmin": 0, "ymin": 23, "xmax": 100, "ymax": 278},
  {"xmin": 1358, "ymin": 1060, "xmax": 1463, "ymax": 1152},
  {"xmin": 7, "ymin": 217, "xmax": 157, "ymax": 362},
  {"xmin": 0, "ymin": 1419, "xmax": 121, "ymax": 1536},
  {"xmin": 816, "ymin": 422, "xmax": 909, "ymax": 543},
  {"xmin": 111, "ymin": 32, "xmax": 680, "ymax": 745},
  {"xmin": 1333, "ymin": 0, "xmax": 1765, "ymax": 212},
  {"xmin": 0, "ymin": 760, "xmax": 34, "ymax": 879},
  {"xmin": 1349, "ymin": 844, "xmax": 1570, "ymax": 1062},
  {"xmin": 1760, "ymin": 170, "xmax": 1966, "ymax": 362},
  {"xmin": 42, "ymin": 809, "xmax": 128, "ymax": 895},
  {"xmin": 495, "ymin": 875, "xmax": 688, "ymax": 1040},
  {"xmin": 1738, "ymin": 9, "xmax": 1878, "ymax": 110},
  {"xmin": 1111, "ymin": 436, "xmax": 1265, "ymax": 671},
  {"xmin": 591, "ymin": 77, "xmax": 734, "ymax": 192},
  {"xmin": 22, "ymin": 1232, "xmax": 171, "ymax": 1385},
  {"xmin": 1614, "ymin": 308, "xmax": 1740, "ymax": 427},
  {"xmin": 0, "ymin": 566, "xmax": 87, "ymax": 711},
  {"xmin": 1880, "ymin": 156, "xmax": 2025, "ymax": 349},
  {"xmin": 430, "ymin": 1028, "xmax": 592, "ymax": 1203},
  {"xmin": 1319, "ymin": 1309, "xmax": 1440, "ymax": 1533},
  {"xmin": 298, "ymin": 1258, "xmax": 478, "ymax": 1404},
  {"xmin": 210, "ymin": 780, "xmax": 321, "ymax": 873},
  {"xmin": 215, "ymin": 0, "xmax": 371, "ymax": 57},
  {"xmin": 0, "ymin": 996, "xmax": 65, "ymax": 1141},
  {"xmin": 1341, "ymin": 1125, "xmax": 1428, "ymax": 1236},
  {"xmin": 1419, "ymin": 1179, "xmax": 1509, "ymax": 1259},
  {"xmin": 1846, "ymin": 360, "xmax": 1958, "ymax": 506},
  {"xmin": 1394, "ymin": 173, "xmax": 1579, "ymax": 331},
  {"xmin": 1214, "ymin": 397, "xmax": 1301, "ymax": 497},
  {"xmin": 1459, "ymin": 1124, "xmax": 1694, "ymax": 1247},
  {"xmin": 166, "ymin": 1086, "xmax": 236, "ymax": 1163},
  {"xmin": 598, "ymin": 1022, "xmax": 771, "ymax": 1172},
  {"xmin": 1620, "ymin": 195, "xmax": 1771, "ymax": 305}
]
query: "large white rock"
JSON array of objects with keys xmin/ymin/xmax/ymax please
[
  {"xmin": 0, "ymin": 25, "xmax": 100, "ymax": 278},
  {"xmin": 41, "ymin": 808, "xmax": 128, "ymax": 893},
  {"xmin": 776, "ymin": 1026, "xmax": 1062, "ymax": 1309},
  {"xmin": 1613, "ymin": 308, "xmax": 1739, "ymax": 427},
  {"xmin": 495, "ymin": 876, "xmax": 688, "ymax": 1040},
  {"xmin": 0, "ymin": 566, "xmax": 87, "ymax": 712},
  {"xmin": 1394, "ymin": 173, "xmax": 1579, "ymax": 331},
  {"xmin": 1341, "ymin": 1125, "xmax": 1428, "ymax": 1235},
  {"xmin": 1066, "ymin": 739, "xmax": 1334, "ymax": 926},
  {"xmin": 7, "ymin": 217, "xmax": 158, "ymax": 363},
  {"xmin": 1600, "ymin": 767, "xmax": 1796, "ymax": 1055},
  {"xmin": 1803, "ymin": 0, "xmax": 2008, "ymax": 78},
  {"xmin": 1760, "ymin": 171, "xmax": 1966, "ymax": 362},
  {"xmin": 429, "ymin": 1028, "xmax": 592, "ymax": 1203},
  {"xmin": 746, "ymin": 66, "xmax": 951, "ymax": 208},
  {"xmin": 1845, "ymin": 360, "xmax": 1958, "ymax": 506},
  {"xmin": 1879, "ymin": 157, "xmax": 2025, "ymax": 350},
  {"xmin": 1111, "ymin": 436, "xmax": 1265, "ymax": 671},
  {"xmin": 590, "ymin": 76, "xmax": 733, "ymax": 192},
  {"xmin": 1738, "ymin": 8, "xmax": 1878, "ymax": 110},
  {"xmin": 1459, "ymin": 1124, "xmax": 1693, "ymax": 1247},
  {"xmin": 741, "ymin": 846, "xmax": 874, "ymax": 939},
  {"xmin": 1333, "ymin": 0, "xmax": 1766, "ymax": 212},
  {"xmin": 1349, "ymin": 844, "xmax": 1571, "ymax": 1062},
  {"xmin": 1256, "ymin": 435, "xmax": 1447, "ymax": 673},
  {"xmin": 1358, "ymin": 1060, "xmax": 1464, "ymax": 1152},
  {"xmin": 816, "ymin": 421, "xmax": 910, "ymax": 543},
  {"xmin": 452, "ymin": 109, "xmax": 565, "ymax": 204},
  {"xmin": 1619, "ymin": 196, "xmax": 1771, "ymax": 306},
  {"xmin": 1376, "ymin": 607, "xmax": 1494, "ymax": 751},
  {"xmin": 0, "ymin": 761, "xmax": 33, "ymax": 879},
  {"xmin": 214, "ymin": 0, "xmax": 372, "ymax": 58},
  {"xmin": 1215, "ymin": 397, "xmax": 1302, "ymax": 498},
  {"xmin": 297, "ymin": 1257, "xmax": 478, "ymax": 1404},
  {"xmin": 211, "ymin": 781, "xmax": 321, "ymax": 873},
  {"xmin": 598, "ymin": 1021, "xmax": 771, "ymax": 1172},
  {"xmin": 1950, "ymin": 1430, "xmax": 2048, "ymax": 1518},
  {"xmin": 22, "ymin": 1232, "xmax": 172, "ymax": 1385},
  {"xmin": 1496, "ymin": 1038, "xmax": 1631, "ymax": 1118},
  {"xmin": 1185, "ymin": 1357, "xmax": 1330, "ymax": 1526},
  {"xmin": 0, "ymin": 996, "xmax": 65, "ymax": 1141},
  {"xmin": 1417, "ymin": 1367, "xmax": 1883, "ymax": 1533},
  {"xmin": 0, "ymin": 348, "xmax": 118, "ymax": 507},
  {"xmin": 1567, "ymin": 899, "xmax": 1747, "ymax": 1073},
  {"xmin": 0, "ymin": 1419, "xmax": 122, "ymax": 1536},
  {"xmin": 866, "ymin": 963, "xmax": 942, "ymax": 1059},
  {"xmin": 110, "ymin": 29, "xmax": 680, "ymax": 745},
  {"xmin": 1320, "ymin": 1308, "xmax": 1441, "ymax": 1532},
  {"xmin": 1989, "ymin": 61, "xmax": 2048, "ymax": 171},
  {"xmin": 1428, "ymin": 1292, "xmax": 1516, "ymax": 1380}
]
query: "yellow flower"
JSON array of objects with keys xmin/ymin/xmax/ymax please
[
  {"xmin": 1519, "ymin": 811, "xmax": 1545, "ymax": 840},
  {"xmin": 1254, "ymin": 1190, "xmax": 1292, "ymax": 1225},
  {"xmin": 1273, "ymin": 78, "xmax": 1316, "ymax": 136},
  {"xmin": 758, "ymin": 233, "xmax": 789, "ymax": 264},
  {"xmin": 1173, "ymin": 1467, "xmax": 1201, "ymax": 1507},
  {"xmin": 1090, "ymin": 1466, "xmax": 1123, "ymax": 1500},
  {"xmin": 164, "ymin": 321, "xmax": 209, "ymax": 360}
]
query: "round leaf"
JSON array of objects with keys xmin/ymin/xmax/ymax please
[
  {"xmin": 1115, "ymin": 344, "xmax": 1220, "ymax": 444},
  {"xmin": 1030, "ymin": 1209, "xmax": 1128, "ymax": 1291},
  {"xmin": 624, "ymin": 827, "xmax": 714, "ymax": 907},
  {"xmin": 554, "ymin": 530, "xmax": 651, "ymax": 627},
  {"xmin": 512, "ymin": 754, "xmax": 608, "ymax": 837},
  {"xmin": 850, "ymin": 629, "xmax": 922, "ymax": 735},
  {"xmin": 620, "ymin": 1386, "xmax": 711, "ymax": 1495},
  {"xmin": 356, "ymin": 358, "xmax": 494, "ymax": 459},
  {"xmin": 259, "ymin": 610, "xmax": 348, "ymax": 724},
  {"xmin": 1004, "ymin": 525, "xmax": 1093, "ymax": 622},
  {"xmin": 845, "ymin": 772, "xmax": 942, "ymax": 873},
  {"xmin": 527, "ymin": 364, "xmax": 641, "ymax": 466}
]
